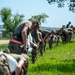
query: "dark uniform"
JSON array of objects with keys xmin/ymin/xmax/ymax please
[
  {"xmin": 8, "ymin": 21, "xmax": 32, "ymax": 54},
  {"xmin": 41, "ymin": 30, "xmax": 50, "ymax": 40},
  {"xmin": 40, "ymin": 30, "xmax": 50, "ymax": 54},
  {"xmin": 30, "ymin": 30, "xmax": 40, "ymax": 63}
]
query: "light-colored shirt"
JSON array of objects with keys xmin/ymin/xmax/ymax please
[{"xmin": 0, "ymin": 51, "xmax": 18, "ymax": 73}]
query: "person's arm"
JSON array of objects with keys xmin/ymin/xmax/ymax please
[
  {"xmin": 22, "ymin": 26, "xmax": 28, "ymax": 51},
  {"xmin": 40, "ymin": 34, "xmax": 45, "ymax": 45},
  {"xmin": 44, "ymin": 34, "xmax": 49, "ymax": 42},
  {"xmin": 15, "ymin": 60, "xmax": 24, "ymax": 75}
]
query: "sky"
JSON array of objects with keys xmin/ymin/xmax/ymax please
[{"xmin": 0, "ymin": 0, "xmax": 75, "ymax": 28}]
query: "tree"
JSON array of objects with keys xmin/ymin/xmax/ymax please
[
  {"xmin": 11, "ymin": 13, "xmax": 24, "ymax": 32},
  {"xmin": 0, "ymin": 7, "xmax": 24, "ymax": 37},
  {"xmin": 0, "ymin": 7, "xmax": 12, "ymax": 23},
  {"xmin": 47, "ymin": 0, "xmax": 75, "ymax": 13},
  {"xmin": 28, "ymin": 13, "xmax": 49, "ymax": 25}
]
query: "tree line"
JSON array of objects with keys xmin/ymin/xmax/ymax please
[
  {"xmin": 0, "ymin": 7, "xmax": 49, "ymax": 37},
  {"xmin": 0, "ymin": 0, "xmax": 75, "ymax": 37}
]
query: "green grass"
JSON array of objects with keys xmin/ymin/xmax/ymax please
[
  {"xmin": 0, "ymin": 39, "xmax": 75, "ymax": 75},
  {"xmin": 0, "ymin": 44, "xmax": 8, "ymax": 50},
  {"xmin": 0, "ymin": 38, "xmax": 10, "ymax": 40}
]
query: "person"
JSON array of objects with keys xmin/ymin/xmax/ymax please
[
  {"xmin": 36, "ymin": 28, "xmax": 46, "ymax": 55},
  {"xmin": 0, "ymin": 51, "xmax": 29, "ymax": 75},
  {"xmin": 66, "ymin": 21, "xmax": 71, "ymax": 28},
  {"xmin": 8, "ymin": 19, "xmax": 39, "ymax": 54}
]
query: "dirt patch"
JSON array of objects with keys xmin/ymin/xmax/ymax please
[{"xmin": 0, "ymin": 40, "xmax": 9, "ymax": 45}]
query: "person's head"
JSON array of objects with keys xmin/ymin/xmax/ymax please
[
  {"xmin": 31, "ymin": 19, "xmax": 39, "ymax": 30},
  {"xmin": 62, "ymin": 25, "xmax": 65, "ymax": 28},
  {"xmin": 68, "ymin": 21, "xmax": 71, "ymax": 24},
  {"xmin": 70, "ymin": 25, "xmax": 73, "ymax": 28}
]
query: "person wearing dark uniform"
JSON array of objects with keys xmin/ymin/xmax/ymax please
[
  {"xmin": 8, "ymin": 19, "xmax": 39, "ymax": 54},
  {"xmin": 41, "ymin": 30, "xmax": 51, "ymax": 51}
]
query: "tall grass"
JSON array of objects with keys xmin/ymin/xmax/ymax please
[
  {"xmin": 27, "ymin": 39, "xmax": 75, "ymax": 75},
  {"xmin": 0, "ymin": 39, "xmax": 75, "ymax": 75}
]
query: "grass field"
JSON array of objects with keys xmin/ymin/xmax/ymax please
[{"xmin": 0, "ymin": 39, "xmax": 75, "ymax": 75}]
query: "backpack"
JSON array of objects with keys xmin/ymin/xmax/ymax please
[{"xmin": 0, "ymin": 54, "xmax": 11, "ymax": 75}]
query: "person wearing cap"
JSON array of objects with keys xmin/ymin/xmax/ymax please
[
  {"xmin": 8, "ymin": 19, "xmax": 39, "ymax": 54},
  {"xmin": 0, "ymin": 51, "xmax": 29, "ymax": 75}
]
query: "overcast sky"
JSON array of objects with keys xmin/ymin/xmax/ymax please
[{"xmin": 0, "ymin": 0, "xmax": 75, "ymax": 27}]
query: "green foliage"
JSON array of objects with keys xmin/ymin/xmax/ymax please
[
  {"xmin": 0, "ymin": 7, "xmax": 12, "ymax": 23},
  {"xmin": 0, "ymin": 7, "xmax": 49, "ymax": 37},
  {"xmin": 28, "ymin": 13, "xmax": 49, "ymax": 25},
  {"xmin": 47, "ymin": 0, "xmax": 75, "ymax": 13},
  {"xmin": 12, "ymin": 13, "xmax": 24, "ymax": 31},
  {"xmin": 28, "ymin": 39, "xmax": 75, "ymax": 75},
  {"xmin": 0, "ymin": 7, "xmax": 24, "ymax": 35}
]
